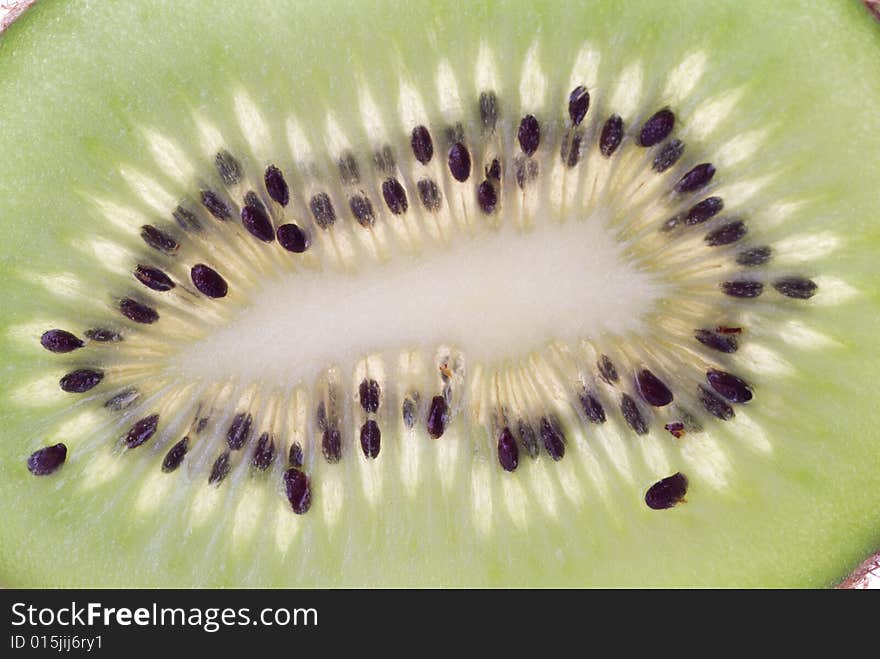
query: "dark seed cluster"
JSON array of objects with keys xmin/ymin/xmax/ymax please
[{"xmin": 25, "ymin": 86, "xmax": 826, "ymax": 523}]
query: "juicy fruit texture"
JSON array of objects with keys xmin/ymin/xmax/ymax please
[{"xmin": 1, "ymin": 1, "xmax": 880, "ymax": 587}]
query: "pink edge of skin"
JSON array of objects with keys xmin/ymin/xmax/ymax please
[
  {"xmin": 0, "ymin": 0, "xmax": 37, "ymax": 33},
  {"xmin": 0, "ymin": 0, "xmax": 877, "ymax": 590}
]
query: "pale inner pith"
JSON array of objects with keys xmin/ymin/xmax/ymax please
[{"xmin": 173, "ymin": 214, "xmax": 667, "ymax": 384}]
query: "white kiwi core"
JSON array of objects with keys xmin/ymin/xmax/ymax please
[{"xmin": 174, "ymin": 215, "xmax": 666, "ymax": 384}]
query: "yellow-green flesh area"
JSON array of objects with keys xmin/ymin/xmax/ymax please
[{"xmin": 0, "ymin": 0, "xmax": 879, "ymax": 587}]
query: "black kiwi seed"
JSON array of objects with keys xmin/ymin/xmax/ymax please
[
  {"xmin": 27, "ymin": 443, "xmax": 67, "ymax": 476},
  {"xmin": 360, "ymin": 420, "xmax": 381, "ymax": 459},
  {"xmin": 40, "ymin": 329, "xmax": 83, "ymax": 353},
  {"xmin": 322, "ymin": 427, "xmax": 342, "ymax": 463},
  {"xmin": 561, "ymin": 131, "xmax": 583, "ymax": 168},
  {"xmin": 140, "ymin": 225, "xmax": 179, "ymax": 254},
  {"xmin": 125, "ymin": 414, "xmax": 160, "ymax": 448},
  {"xmin": 675, "ymin": 163, "xmax": 716, "ymax": 193},
  {"xmin": 284, "ymin": 468, "xmax": 311, "ymax": 515},
  {"xmin": 539, "ymin": 417, "xmax": 565, "ymax": 461},
  {"xmin": 477, "ymin": 180, "xmax": 498, "ymax": 214},
  {"xmin": 685, "ymin": 196, "xmax": 724, "ymax": 225},
  {"xmin": 579, "ymin": 391, "xmax": 606, "ymax": 424},
  {"xmin": 497, "ymin": 427, "xmax": 519, "ymax": 472},
  {"xmin": 134, "ymin": 264, "xmax": 175, "ymax": 292},
  {"xmin": 359, "ymin": 378, "xmax": 380, "ymax": 413},
  {"xmin": 645, "ymin": 472, "xmax": 688, "ymax": 510},
  {"xmin": 288, "ymin": 442, "xmax": 303, "ymax": 469},
  {"xmin": 209, "ymin": 451, "xmax": 231, "ymax": 485},
  {"xmin": 417, "ymin": 178, "xmax": 442, "ymax": 212},
  {"xmin": 620, "ymin": 394, "xmax": 648, "ymax": 435},
  {"xmin": 196, "ymin": 417, "xmax": 209, "ymax": 433},
  {"xmin": 737, "ymin": 246, "xmax": 772, "ymax": 267},
  {"xmin": 665, "ymin": 422, "xmax": 686, "ymax": 438},
  {"xmin": 264, "ymin": 164, "xmax": 290, "ymax": 206},
  {"xmin": 568, "ymin": 85, "xmax": 590, "ymax": 126},
  {"xmin": 200, "ymin": 190, "xmax": 231, "ymax": 220},
  {"xmin": 374, "ymin": 145, "xmax": 395, "ymax": 174},
  {"xmin": 85, "ymin": 328, "xmax": 122, "ymax": 342},
  {"xmin": 639, "ymin": 108, "xmax": 675, "ymax": 147},
  {"xmin": 773, "ymin": 276, "xmax": 818, "ymax": 299},
  {"xmin": 120, "ymin": 298, "xmax": 159, "ymax": 324},
  {"xmin": 694, "ymin": 329, "xmax": 738, "ymax": 354},
  {"xmin": 517, "ymin": 115, "xmax": 540, "ymax": 157},
  {"xmin": 349, "ymin": 194, "xmax": 375, "ymax": 227},
  {"xmin": 635, "ymin": 369, "xmax": 674, "ymax": 407},
  {"xmin": 426, "ymin": 395, "xmax": 449, "ymax": 439},
  {"xmin": 382, "ymin": 178, "xmax": 408, "ymax": 214},
  {"xmin": 598, "ymin": 354, "xmax": 619, "ymax": 384},
  {"xmin": 698, "ymin": 385, "xmax": 735, "ymax": 421},
  {"xmin": 652, "ymin": 139, "xmax": 685, "ymax": 173},
  {"xmin": 338, "ymin": 152, "xmax": 360, "ymax": 185},
  {"xmin": 172, "ymin": 206, "xmax": 202, "ymax": 232},
  {"xmin": 705, "ymin": 221, "xmax": 747, "ymax": 247},
  {"xmin": 411, "ymin": 125, "xmax": 434, "ymax": 164},
  {"xmin": 448, "ymin": 142, "xmax": 472, "ymax": 182},
  {"xmin": 479, "ymin": 91, "xmax": 498, "ymax": 131},
  {"xmin": 161, "ymin": 438, "xmax": 188, "ymax": 473},
  {"xmin": 337, "ymin": 153, "xmax": 361, "ymax": 185},
  {"xmin": 277, "ymin": 223, "xmax": 310, "ymax": 253},
  {"xmin": 215, "ymin": 149, "xmax": 242, "ymax": 186},
  {"xmin": 309, "ymin": 192, "xmax": 336, "ymax": 229},
  {"xmin": 486, "ymin": 159, "xmax": 501, "ymax": 181},
  {"xmin": 600, "ymin": 114, "xmax": 624, "ymax": 157},
  {"xmin": 402, "ymin": 396, "xmax": 418, "ymax": 429},
  {"xmin": 517, "ymin": 420, "xmax": 539, "ymax": 459},
  {"xmin": 252, "ymin": 432, "xmax": 276, "ymax": 471},
  {"xmin": 722, "ymin": 280, "xmax": 763, "ymax": 298},
  {"xmin": 190, "ymin": 264, "xmax": 228, "ymax": 299},
  {"xmin": 706, "ymin": 370, "xmax": 753, "ymax": 403},
  {"xmin": 227, "ymin": 413, "xmax": 253, "ymax": 450},
  {"xmin": 514, "ymin": 156, "xmax": 539, "ymax": 189},
  {"xmin": 241, "ymin": 201, "xmax": 275, "ymax": 243},
  {"xmin": 104, "ymin": 387, "xmax": 139, "ymax": 411},
  {"xmin": 59, "ymin": 368, "xmax": 104, "ymax": 393}
]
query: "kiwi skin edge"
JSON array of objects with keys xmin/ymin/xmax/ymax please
[{"xmin": 0, "ymin": 0, "xmax": 878, "ymax": 589}]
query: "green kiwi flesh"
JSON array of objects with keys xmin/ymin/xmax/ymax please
[{"xmin": 1, "ymin": 0, "xmax": 879, "ymax": 587}]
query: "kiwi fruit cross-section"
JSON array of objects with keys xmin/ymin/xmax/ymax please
[{"xmin": 0, "ymin": 0, "xmax": 879, "ymax": 588}]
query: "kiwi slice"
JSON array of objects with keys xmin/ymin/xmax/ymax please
[{"xmin": 1, "ymin": 0, "xmax": 879, "ymax": 587}]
